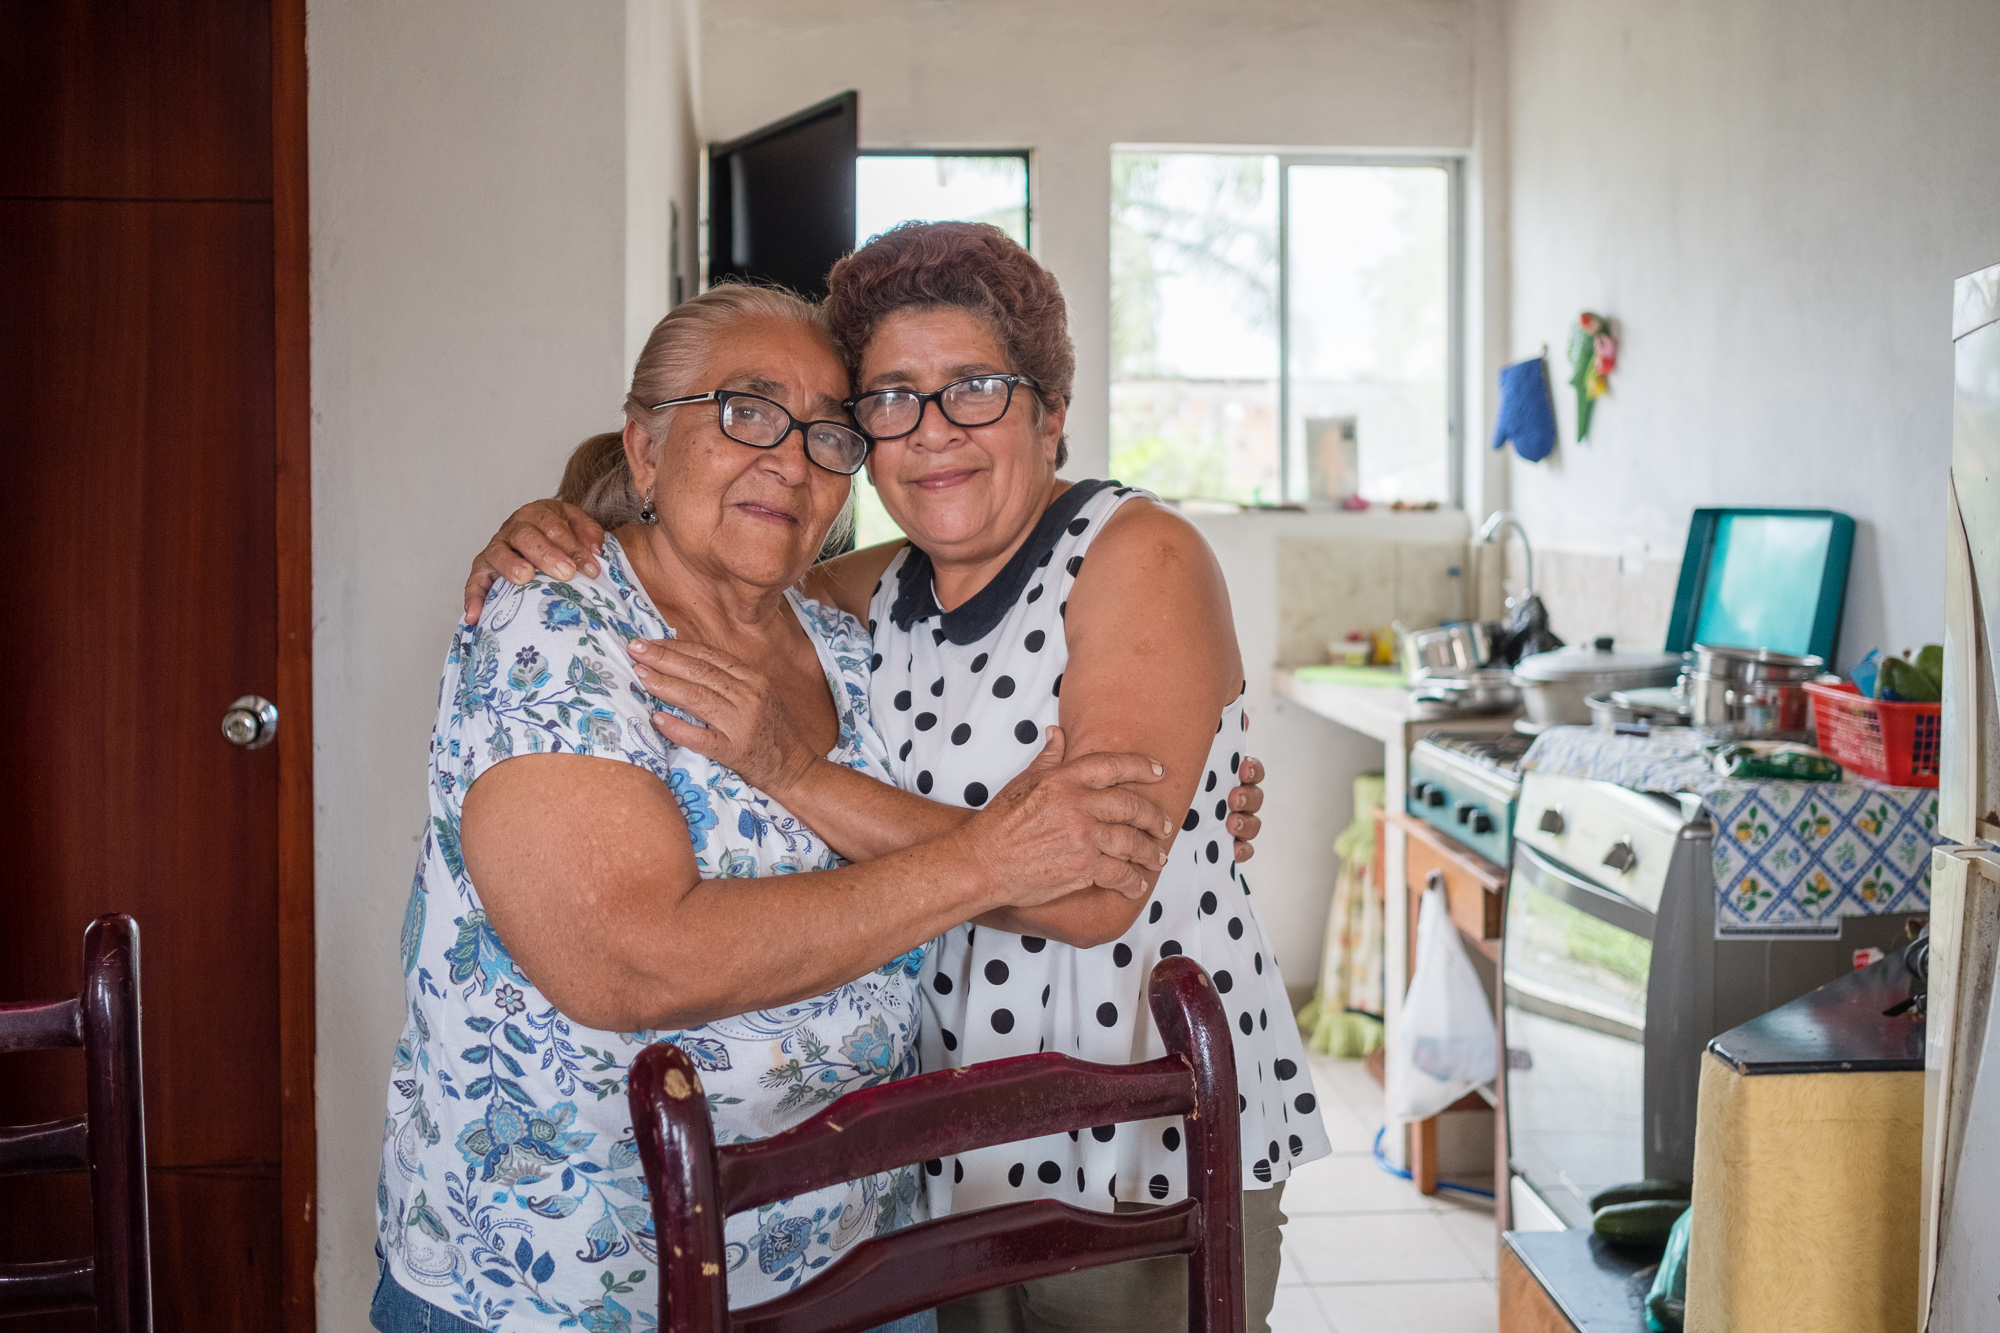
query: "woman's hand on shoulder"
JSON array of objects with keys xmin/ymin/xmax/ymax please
[
  {"xmin": 1230, "ymin": 755, "xmax": 1264, "ymax": 861},
  {"xmin": 628, "ymin": 638, "xmax": 820, "ymax": 793},
  {"xmin": 464, "ymin": 500, "xmax": 607, "ymax": 623},
  {"xmin": 959, "ymin": 726, "xmax": 1175, "ymax": 908}
]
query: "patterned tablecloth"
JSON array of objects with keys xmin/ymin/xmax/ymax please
[{"xmin": 1521, "ymin": 726, "xmax": 1943, "ymax": 934}]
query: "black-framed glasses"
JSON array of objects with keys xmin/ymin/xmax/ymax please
[
  {"xmin": 843, "ymin": 374, "xmax": 1039, "ymax": 441},
  {"xmin": 649, "ymin": 390, "xmax": 873, "ymax": 476}
]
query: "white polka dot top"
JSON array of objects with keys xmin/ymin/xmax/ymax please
[{"xmin": 866, "ymin": 480, "xmax": 1330, "ymax": 1216}]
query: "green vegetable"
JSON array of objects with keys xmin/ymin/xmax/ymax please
[
  {"xmin": 1878, "ymin": 656, "xmax": 1940, "ymax": 703},
  {"xmin": 1915, "ymin": 643, "xmax": 1944, "ymax": 693},
  {"xmin": 1593, "ymin": 1198, "xmax": 1691, "ymax": 1248},
  {"xmin": 1588, "ymin": 1179, "xmax": 1692, "ymax": 1213}
]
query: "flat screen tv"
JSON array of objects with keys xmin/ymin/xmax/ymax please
[{"xmin": 707, "ymin": 92, "xmax": 857, "ymax": 299}]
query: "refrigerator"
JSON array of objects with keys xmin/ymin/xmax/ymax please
[{"xmin": 1919, "ymin": 261, "xmax": 2000, "ymax": 1330}]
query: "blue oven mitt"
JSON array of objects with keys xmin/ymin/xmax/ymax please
[{"xmin": 1492, "ymin": 354, "xmax": 1557, "ymax": 462}]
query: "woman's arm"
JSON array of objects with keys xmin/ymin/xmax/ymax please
[
  {"xmin": 461, "ymin": 496, "xmax": 903, "ymax": 625},
  {"xmin": 626, "ymin": 637, "xmax": 1169, "ymax": 864},
  {"xmin": 998, "ymin": 499, "xmax": 1244, "ymax": 948},
  {"xmin": 463, "ymin": 737, "xmax": 1171, "ymax": 1033}
]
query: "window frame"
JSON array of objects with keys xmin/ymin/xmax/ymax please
[
  {"xmin": 1108, "ymin": 147, "xmax": 1466, "ymax": 510},
  {"xmin": 1275, "ymin": 152, "xmax": 1465, "ymax": 510},
  {"xmin": 856, "ymin": 148, "xmax": 1035, "ymax": 251}
]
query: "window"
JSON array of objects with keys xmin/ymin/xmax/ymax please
[
  {"xmin": 1111, "ymin": 152, "xmax": 1460, "ymax": 507},
  {"xmin": 849, "ymin": 152, "xmax": 1032, "ymax": 546}
]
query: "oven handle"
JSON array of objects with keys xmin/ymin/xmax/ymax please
[{"xmin": 1514, "ymin": 841, "xmax": 1656, "ymax": 940}]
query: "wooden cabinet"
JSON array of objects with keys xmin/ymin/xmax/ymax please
[{"xmin": 1387, "ymin": 811, "xmax": 1507, "ymax": 1214}]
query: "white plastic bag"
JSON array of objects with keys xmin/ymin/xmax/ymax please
[{"xmin": 1384, "ymin": 883, "xmax": 1497, "ymax": 1122}]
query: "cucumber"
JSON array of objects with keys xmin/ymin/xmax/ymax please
[
  {"xmin": 1593, "ymin": 1199, "xmax": 1691, "ymax": 1248},
  {"xmin": 1588, "ymin": 1179, "xmax": 1691, "ymax": 1213}
]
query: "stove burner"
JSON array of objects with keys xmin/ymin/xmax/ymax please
[{"xmin": 1421, "ymin": 729, "xmax": 1534, "ymax": 772}]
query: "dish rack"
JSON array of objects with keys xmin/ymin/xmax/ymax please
[{"xmin": 1804, "ymin": 680, "xmax": 1941, "ymax": 787}]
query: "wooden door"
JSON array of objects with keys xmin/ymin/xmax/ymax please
[{"xmin": 0, "ymin": 1, "xmax": 313, "ymax": 1328}]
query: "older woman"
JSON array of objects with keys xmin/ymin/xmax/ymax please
[
  {"xmin": 373, "ymin": 283, "xmax": 1181, "ymax": 1333},
  {"xmin": 467, "ymin": 224, "xmax": 1324, "ymax": 1333}
]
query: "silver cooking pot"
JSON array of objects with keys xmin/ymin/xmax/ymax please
[
  {"xmin": 1402, "ymin": 621, "xmax": 1501, "ymax": 684},
  {"xmin": 1513, "ymin": 637, "xmax": 1686, "ymax": 727},
  {"xmin": 1685, "ymin": 643, "xmax": 1828, "ymax": 741}
]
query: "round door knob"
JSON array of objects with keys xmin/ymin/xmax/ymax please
[{"xmin": 222, "ymin": 695, "xmax": 279, "ymax": 749}]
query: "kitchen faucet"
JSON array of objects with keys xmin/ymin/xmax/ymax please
[{"xmin": 1475, "ymin": 510, "xmax": 1535, "ymax": 605}]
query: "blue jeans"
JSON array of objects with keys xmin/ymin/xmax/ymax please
[{"xmin": 371, "ymin": 1250, "xmax": 936, "ymax": 1333}]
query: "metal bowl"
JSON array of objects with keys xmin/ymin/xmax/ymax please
[
  {"xmin": 1411, "ymin": 668, "xmax": 1523, "ymax": 714},
  {"xmin": 1402, "ymin": 621, "xmax": 1502, "ymax": 684}
]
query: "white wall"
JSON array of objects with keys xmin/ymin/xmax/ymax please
[
  {"xmin": 1504, "ymin": 0, "xmax": 2000, "ymax": 664},
  {"xmin": 702, "ymin": 0, "xmax": 1485, "ymax": 482},
  {"xmin": 308, "ymin": 2, "xmax": 698, "ymax": 1324}
]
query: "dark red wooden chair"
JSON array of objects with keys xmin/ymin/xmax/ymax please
[
  {"xmin": 630, "ymin": 955, "xmax": 1244, "ymax": 1333},
  {"xmin": 0, "ymin": 915, "xmax": 151, "ymax": 1330}
]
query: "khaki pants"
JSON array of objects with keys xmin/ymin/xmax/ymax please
[{"xmin": 938, "ymin": 1182, "xmax": 1287, "ymax": 1333}]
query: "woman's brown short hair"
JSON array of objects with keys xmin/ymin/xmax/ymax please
[{"xmin": 825, "ymin": 221, "xmax": 1073, "ymax": 468}]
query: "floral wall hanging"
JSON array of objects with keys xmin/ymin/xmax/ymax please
[{"xmin": 1567, "ymin": 311, "xmax": 1618, "ymax": 442}]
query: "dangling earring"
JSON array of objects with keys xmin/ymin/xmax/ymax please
[{"xmin": 639, "ymin": 486, "xmax": 657, "ymax": 524}]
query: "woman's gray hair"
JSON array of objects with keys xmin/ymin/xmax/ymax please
[{"xmin": 574, "ymin": 282, "xmax": 857, "ymax": 552}]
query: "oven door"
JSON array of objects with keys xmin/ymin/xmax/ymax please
[{"xmin": 1503, "ymin": 840, "xmax": 1657, "ymax": 1229}]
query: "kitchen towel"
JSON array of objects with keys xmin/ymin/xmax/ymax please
[
  {"xmin": 1300, "ymin": 775, "xmax": 1387, "ymax": 1058},
  {"xmin": 1521, "ymin": 726, "xmax": 1945, "ymax": 933},
  {"xmin": 1491, "ymin": 354, "xmax": 1558, "ymax": 462}
]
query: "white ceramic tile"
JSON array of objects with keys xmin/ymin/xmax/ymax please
[
  {"xmin": 1279, "ymin": 1243, "xmax": 1310, "ymax": 1287},
  {"xmin": 1433, "ymin": 1203, "xmax": 1499, "ymax": 1278},
  {"xmin": 1282, "ymin": 1151, "xmax": 1433, "ymax": 1215},
  {"xmin": 1313, "ymin": 1279, "xmax": 1496, "ymax": 1333},
  {"xmin": 1268, "ymin": 1283, "xmax": 1336, "ymax": 1333},
  {"xmin": 1310, "ymin": 1093, "xmax": 1379, "ymax": 1157},
  {"xmin": 1306, "ymin": 1056, "xmax": 1385, "ymax": 1116},
  {"xmin": 1284, "ymin": 1212, "xmax": 1485, "ymax": 1284}
]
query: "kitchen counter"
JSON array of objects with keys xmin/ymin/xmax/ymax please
[
  {"xmin": 1273, "ymin": 665, "xmax": 1521, "ymax": 1171},
  {"xmin": 1500, "ymin": 1229, "xmax": 1654, "ymax": 1333}
]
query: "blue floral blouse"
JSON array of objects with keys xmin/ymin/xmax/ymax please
[{"xmin": 377, "ymin": 535, "xmax": 924, "ymax": 1330}]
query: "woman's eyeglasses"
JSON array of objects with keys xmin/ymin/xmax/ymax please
[
  {"xmin": 649, "ymin": 390, "xmax": 873, "ymax": 476},
  {"xmin": 843, "ymin": 374, "xmax": 1039, "ymax": 442}
]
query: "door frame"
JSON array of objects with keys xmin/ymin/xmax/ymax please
[{"xmin": 273, "ymin": 0, "xmax": 316, "ymax": 1324}]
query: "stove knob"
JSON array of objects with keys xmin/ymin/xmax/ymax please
[
  {"xmin": 1425, "ymin": 787, "xmax": 1447, "ymax": 808},
  {"xmin": 1539, "ymin": 808, "xmax": 1565, "ymax": 835},
  {"xmin": 1603, "ymin": 840, "xmax": 1638, "ymax": 873},
  {"xmin": 1411, "ymin": 781, "xmax": 1431, "ymax": 805},
  {"xmin": 1470, "ymin": 810, "xmax": 1495, "ymax": 835},
  {"xmin": 1454, "ymin": 800, "xmax": 1477, "ymax": 825}
]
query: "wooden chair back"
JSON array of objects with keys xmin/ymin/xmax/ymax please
[
  {"xmin": 0, "ymin": 915, "xmax": 151, "ymax": 1330},
  {"xmin": 630, "ymin": 955, "xmax": 1244, "ymax": 1333}
]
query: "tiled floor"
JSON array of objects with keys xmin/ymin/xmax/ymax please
[{"xmin": 1273, "ymin": 1054, "xmax": 1497, "ymax": 1333}]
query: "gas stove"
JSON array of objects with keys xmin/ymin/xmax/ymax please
[{"xmin": 1405, "ymin": 729, "xmax": 1532, "ymax": 868}]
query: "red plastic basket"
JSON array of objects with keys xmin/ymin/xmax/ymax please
[{"xmin": 1804, "ymin": 680, "xmax": 1941, "ymax": 787}]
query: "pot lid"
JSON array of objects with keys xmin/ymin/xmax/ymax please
[
  {"xmin": 1610, "ymin": 686, "xmax": 1693, "ymax": 717},
  {"xmin": 1693, "ymin": 642, "xmax": 1826, "ymax": 671},
  {"xmin": 1515, "ymin": 636, "xmax": 1686, "ymax": 682}
]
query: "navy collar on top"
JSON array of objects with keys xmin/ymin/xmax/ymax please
[{"xmin": 887, "ymin": 478, "xmax": 1120, "ymax": 645}]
